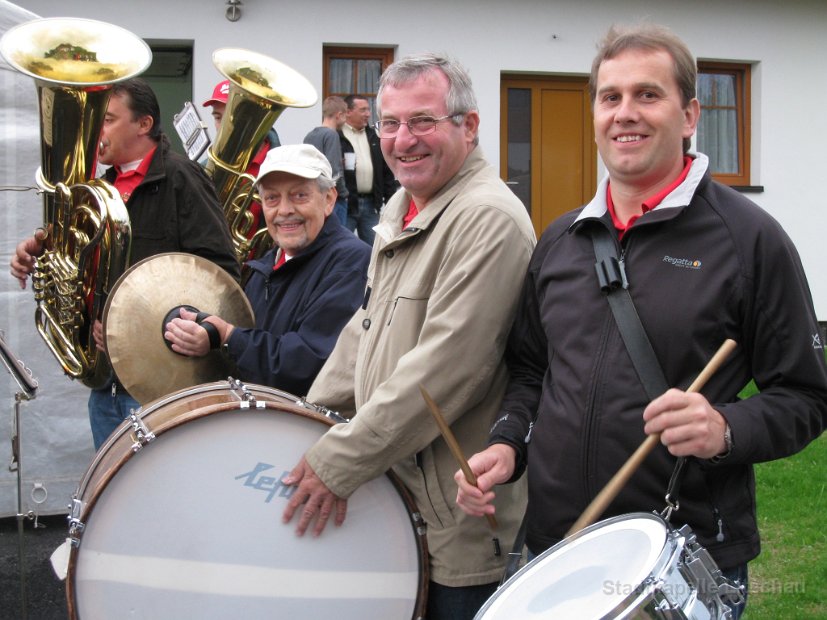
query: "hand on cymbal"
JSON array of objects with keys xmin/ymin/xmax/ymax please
[{"xmin": 164, "ymin": 307, "xmax": 232, "ymax": 357}]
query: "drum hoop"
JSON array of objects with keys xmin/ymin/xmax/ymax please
[
  {"xmin": 480, "ymin": 512, "xmax": 676, "ymax": 619},
  {"xmin": 67, "ymin": 390, "xmax": 429, "ymax": 620}
]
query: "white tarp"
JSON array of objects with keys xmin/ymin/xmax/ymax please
[{"xmin": 0, "ymin": 0, "xmax": 97, "ymax": 518}]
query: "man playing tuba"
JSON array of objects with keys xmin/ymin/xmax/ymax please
[{"xmin": 11, "ymin": 78, "xmax": 239, "ymax": 450}]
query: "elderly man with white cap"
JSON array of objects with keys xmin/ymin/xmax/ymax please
[{"xmin": 164, "ymin": 143, "xmax": 370, "ymax": 395}]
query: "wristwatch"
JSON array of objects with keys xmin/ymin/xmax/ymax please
[{"xmin": 711, "ymin": 423, "xmax": 733, "ymax": 462}]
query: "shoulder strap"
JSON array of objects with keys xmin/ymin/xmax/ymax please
[
  {"xmin": 591, "ymin": 225, "xmax": 669, "ymax": 398},
  {"xmin": 590, "ymin": 224, "xmax": 686, "ymax": 520}
]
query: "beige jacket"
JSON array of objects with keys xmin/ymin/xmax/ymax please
[{"xmin": 306, "ymin": 148, "xmax": 536, "ymax": 587}]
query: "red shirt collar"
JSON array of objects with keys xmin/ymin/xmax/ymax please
[
  {"xmin": 402, "ymin": 198, "xmax": 419, "ymax": 229},
  {"xmin": 606, "ymin": 156, "xmax": 692, "ymax": 239},
  {"xmin": 113, "ymin": 146, "xmax": 157, "ymax": 202}
]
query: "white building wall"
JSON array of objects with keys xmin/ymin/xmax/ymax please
[{"xmin": 21, "ymin": 0, "xmax": 827, "ymax": 316}]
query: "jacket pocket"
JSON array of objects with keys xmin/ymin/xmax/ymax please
[{"xmin": 410, "ymin": 446, "xmax": 456, "ymax": 530}]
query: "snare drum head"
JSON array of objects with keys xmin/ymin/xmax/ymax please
[
  {"xmin": 69, "ymin": 401, "xmax": 423, "ymax": 619},
  {"xmin": 476, "ymin": 513, "xmax": 669, "ymax": 619}
]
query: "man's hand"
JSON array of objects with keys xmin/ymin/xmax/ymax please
[
  {"xmin": 281, "ymin": 456, "xmax": 347, "ymax": 537},
  {"xmin": 455, "ymin": 443, "xmax": 517, "ymax": 517},
  {"xmin": 10, "ymin": 230, "xmax": 47, "ymax": 289},
  {"xmin": 163, "ymin": 308, "xmax": 232, "ymax": 357},
  {"xmin": 643, "ymin": 388, "xmax": 729, "ymax": 459},
  {"xmin": 92, "ymin": 320, "xmax": 105, "ymax": 353}
]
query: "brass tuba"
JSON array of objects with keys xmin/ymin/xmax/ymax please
[
  {"xmin": 205, "ymin": 48, "xmax": 317, "ymax": 263},
  {"xmin": 1, "ymin": 18, "xmax": 152, "ymax": 388}
]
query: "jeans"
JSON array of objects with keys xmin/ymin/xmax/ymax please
[
  {"xmin": 333, "ymin": 196, "xmax": 348, "ymax": 227},
  {"xmin": 426, "ymin": 580, "xmax": 498, "ymax": 620},
  {"xmin": 346, "ymin": 194, "xmax": 379, "ymax": 246},
  {"xmin": 88, "ymin": 385, "xmax": 141, "ymax": 450},
  {"xmin": 721, "ymin": 563, "xmax": 749, "ymax": 620}
]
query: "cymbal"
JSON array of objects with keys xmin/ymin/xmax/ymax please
[{"xmin": 103, "ymin": 252, "xmax": 254, "ymax": 405}]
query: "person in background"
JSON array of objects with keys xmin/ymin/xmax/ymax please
[
  {"xmin": 164, "ymin": 144, "xmax": 370, "ymax": 396},
  {"xmin": 202, "ymin": 79, "xmax": 282, "ymax": 243},
  {"xmin": 281, "ymin": 54, "xmax": 536, "ymax": 620},
  {"xmin": 304, "ymin": 95, "xmax": 349, "ymax": 226},
  {"xmin": 339, "ymin": 94, "xmax": 396, "ymax": 245},
  {"xmin": 455, "ymin": 23, "xmax": 827, "ymax": 620},
  {"xmin": 11, "ymin": 77, "xmax": 239, "ymax": 450}
]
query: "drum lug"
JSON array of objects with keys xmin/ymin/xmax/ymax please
[
  {"xmin": 128, "ymin": 411, "xmax": 156, "ymax": 452},
  {"xmin": 677, "ymin": 524, "xmax": 746, "ymax": 616},
  {"xmin": 67, "ymin": 498, "xmax": 85, "ymax": 546},
  {"xmin": 300, "ymin": 396, "xmax": 346, "ymax": 423},
  {"xmin": 411, "ymin": 509, "xmax": 428, "ymax": 538}
]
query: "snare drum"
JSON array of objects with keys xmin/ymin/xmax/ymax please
[
  {"xmin": 66, "ymin": 381, "xmax": 428, "ymax": 619},
  {"xmin": 475, "ymin": 512, "xmax": 742, "ymax": 620}
]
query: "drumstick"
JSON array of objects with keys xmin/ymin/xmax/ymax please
[
  {"xmin": 565, "ymin": 338, "xmax": 738, "ymax": 538},
  {"xmin": 420, "ymin": 385, "xmax": 502, "ymax": 557}
]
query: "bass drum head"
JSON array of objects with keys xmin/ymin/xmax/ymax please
[
  {"xmin": 476, "ymin": 513, "xmax": 670, "ymax": 619},
  {"xmin": 67, "ymin": 386, "xmax": 426, "ymax": 619}
]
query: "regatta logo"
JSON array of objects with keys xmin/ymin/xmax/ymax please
[
  {"xmin": 663, "ymin": 255, "xmax": 702, "ymax": 270},
  {"xmin": 235, "ymin": 462, "xmax": 296, "ymax": 503},
  {"xmin": 813, "ymin": 333, "xmax": 824, "ymax": 350}
]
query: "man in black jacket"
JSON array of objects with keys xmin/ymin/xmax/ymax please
[
  {"xmin": 339, "ymin": 95, "xmax": 396, "ymax": 245},
  {"xmin": 456, "ymin": 23, "xmax": 827, "ymax": 620},
  {"xmin": 11, "ymin": 78, "xmax": 238, "ymax": 450}
]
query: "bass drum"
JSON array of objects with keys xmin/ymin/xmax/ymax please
[
  {"xmin": 66, "ymin": 380, "xmax": 428, "ymax": 619},
  {"xmin": 475, "ymin": 512, "xmax": 742, "ymax": 619}
]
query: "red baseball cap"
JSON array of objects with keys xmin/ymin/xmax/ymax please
[{"xmin": 202, "ymin": 80, "xmax": 230, "ymax": 107}]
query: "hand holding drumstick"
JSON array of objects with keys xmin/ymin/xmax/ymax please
[{"xmin": 566, "ymin": 339, "xmax": 738, "ymax": 536}]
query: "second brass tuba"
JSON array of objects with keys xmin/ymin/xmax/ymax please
[
  {"xmin": 205, "ymin": 48, "xmax": 317, "ymax": 263},
  {"xmin": 1, "ymin": 17, "xmax": 152, "ymax": 388}
]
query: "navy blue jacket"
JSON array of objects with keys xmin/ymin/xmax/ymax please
[{"xmin": 225, "ymin": 216, "xmax": 370, "ymax": 395}]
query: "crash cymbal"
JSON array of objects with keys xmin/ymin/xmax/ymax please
[{"xmin": 103, "ymin": 253, "xmax": 254, "ymax": 405}]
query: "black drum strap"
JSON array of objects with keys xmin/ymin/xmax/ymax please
[
  {"xmin": 500, "ymin": 512, "xmax": 528, "ymax": 585},
  {"xmin": 590, "ymin": 224, "xmax": 687, "ymax": 521}
]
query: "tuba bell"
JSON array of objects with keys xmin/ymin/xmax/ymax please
[
  {"xmin": 205, "ymin": 48, "xmax": 317, "ymax": 263},
  {"xmin": 0, "ymin": 17, "xmax": 152, "ymax": 389}
]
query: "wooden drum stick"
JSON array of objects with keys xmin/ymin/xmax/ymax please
[
  {"xmin": 566, "ymin": 338, "xmax": 738, "ymax": 537},
  {"xmin": 420, "ymin": 385, "xmax": 502, "ymax": 556}
]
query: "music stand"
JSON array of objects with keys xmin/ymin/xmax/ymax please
[
  {"xmin": 1, "ymin": 329, "xmax": 38, "ymax": 620},
  {"xmin": 173, "ymin": 101, "xmax": 211, "ymax": 162}
]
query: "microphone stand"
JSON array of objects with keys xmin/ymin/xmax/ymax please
[{"xmin": 1, "ymin": 330, "xmax": 38, "ymax": 620}]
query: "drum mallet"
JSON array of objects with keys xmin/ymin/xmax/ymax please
[
  {"xmin": 566, "ymin": 339, "xmax": 738, "ymax": 538},
  {"xmin": 420, "ymin": 385, "xmax": 502, "ymax": 557}
]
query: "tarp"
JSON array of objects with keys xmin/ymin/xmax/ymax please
[{"xmin": 0, "ymin": 0, "xmax": 97, "ymax": 518}]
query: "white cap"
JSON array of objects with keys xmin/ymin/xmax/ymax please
[{"xmin": 254, "ymin": 144, "xmax": 333, "ymax": 185}]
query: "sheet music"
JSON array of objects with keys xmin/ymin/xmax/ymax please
[{"xmin": 173, "ymin": 101, "xmax": 211, "ymax": 161}]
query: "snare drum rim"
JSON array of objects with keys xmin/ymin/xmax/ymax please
[
  {"xmin": 66, "ymin": 389, "xmax": 429, "ymax": 620},
  {"xmin": 475, "ymin": 512, "xmax": 674, "ymax": 619}
]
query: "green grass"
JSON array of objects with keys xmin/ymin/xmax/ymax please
[{"xmin": 737, "ymin": 381, "xmax": 826, "ymax": 619}]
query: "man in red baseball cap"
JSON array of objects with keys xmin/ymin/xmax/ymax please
[
  {"xmin": 202, "ymin": 79, "xmax": 282, "ymax": 246},
  {"xmin": 202, "ymin": 79, "xmax": 231, "ymax": 131}
]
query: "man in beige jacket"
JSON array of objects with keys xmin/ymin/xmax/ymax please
[{"xmin": 282, "ymin": 53, "xmax": 536, "ymax": 620}]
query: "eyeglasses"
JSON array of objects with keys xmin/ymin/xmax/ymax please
[{"xmin": 374, "ymin": 113, "xmax": 464, "ymax": 138}]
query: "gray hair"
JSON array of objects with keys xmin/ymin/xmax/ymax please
[
  {"xmin": 315, "ymin": 175, "xmax": 336, "ymax": 193},
  {"xmin": 377, "ymin": 53, "xmax": 479, "ymax": 144}
]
